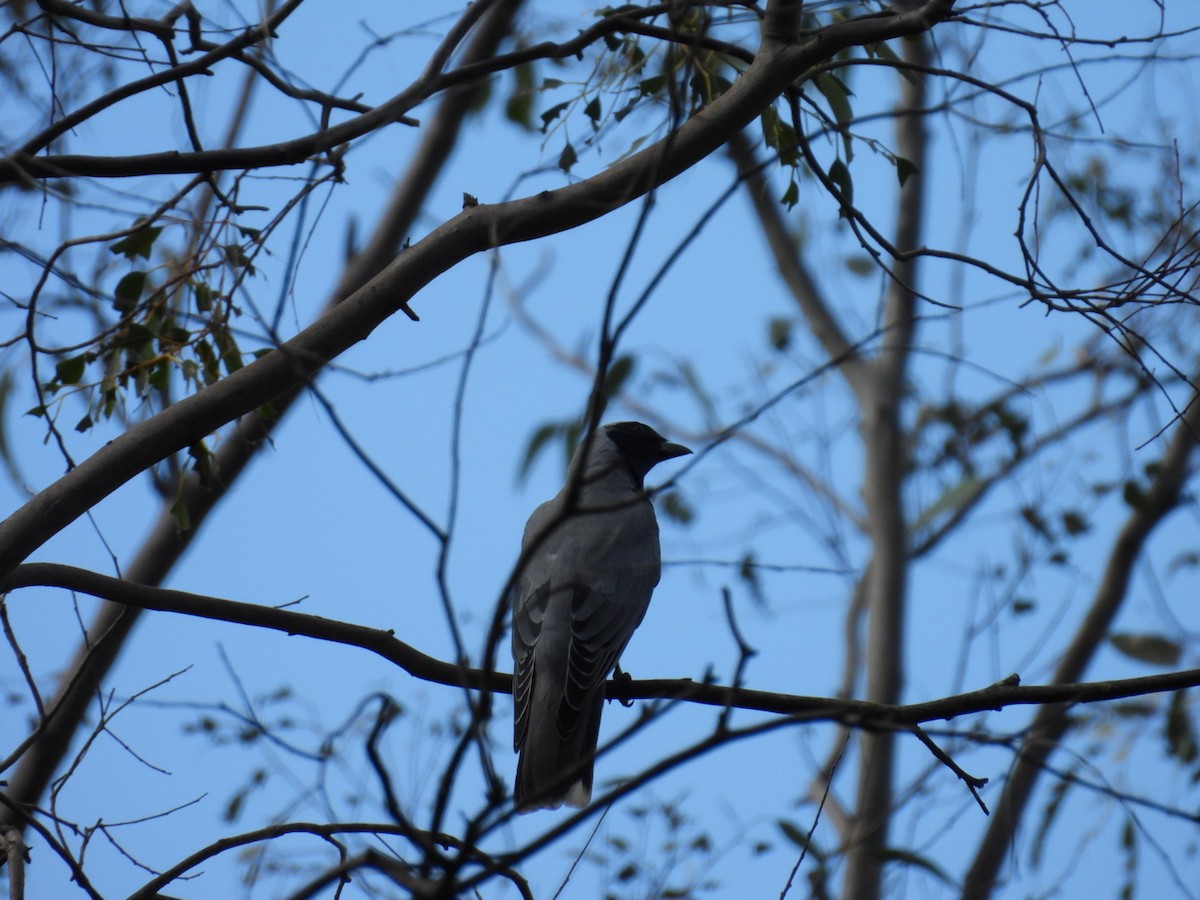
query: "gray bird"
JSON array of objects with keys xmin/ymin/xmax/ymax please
[{"xmin": 511, "ymin": 421, "xmax": 691, "ymax": 812}]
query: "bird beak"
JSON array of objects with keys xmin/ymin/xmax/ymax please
[{"xmin": 658, "ymin": 441, "xmax": 692, "ymax": 461}]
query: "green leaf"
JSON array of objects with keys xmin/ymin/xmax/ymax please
[
  {"xmin": 814, "ymin": 71, "xmax": 854, "ymax": 127},
  {"xmin": 540, "ymin": 100, "xmax": 570, "ymax": 131},
  {"xmin": 1122, "ymin": 480, "xmax": 1146, "ymax": 510},
  {"xmin": 814, "ymin": 71, "xmax": 854, "ymax": 159},
  {"xmin": 845, "ymin": 254, "xmax": 874, "ymax": 276},
  {"xmin": 895, "ymin": 155, "xmax": 920, "ymax": 187},
  {"xmin": 639, "ymin": 74, "xmax": 667, "ymax": 96},
  {"xmin": 1109, "ymin": 632, "xmax": 1182, "ymax": 667},
  {"xmin": 519, "ymin": 422, "xmax": 562, "ymax": 481},
  {"xmin": 74, "ymin": 413, "xmax": 93, "ymax": 433},
  {"xmin": 660, "ymin": 491, "xmax": 693, "ymax": 525},
  {"xmin": 768, "ymin": 317, "xmax": 792, "ymax": 352},
  {"xmin": 170, "ymin": 481, "xmax": 192, "ymax": 533},
  {"xmin": 558, "ymin": 141, "xmax": 578, "ymax": 173},
  {"xmin": 55, "ymin": 355, "xmax": 88, "ymax": 385},
  {"xmin": 109, "ymin": 225, "xmax": 163, "ymax": 260},
  {"xmin": 1019, "ymin": 505, "xmax": 1051, "ymax": 539},
  {"xmin": 1166, "ymin": 689, "xmax": 1198, "ymax": 764},
  {"xmin": 878, "ymin": 848, "xmax": 954, "ymax": 886},
  {"xmin": 114, "ymin": 270, "xmax": 147, "ymax": 312},
  {"xmin": 189, "ymin": 441, "xmax": 219, "ymax": 487},
  {"xmin": 194, "ymin": 282, "xmax": 214, "ymax": 312},
  {"xmin": 777, "ymin": 819, "xmax": 811, "ymax": 850},
  {"xmin": 603, "ymin": 355, "xmax": 635, "ymax": 399},
  {"xmin": 910, "ymin": 477, "xmax": 983, "ymax": 535},
  {"xmin": 584, "ymin": 96, "xmax": 601, "ymax": 128},
  {"xmin": 870, "ymin": 40, "xmax": 920, "ymax": 85},
  {"xmin": 223, "ymin": 243, "xmax": 255, "ymax": 274},
  {"xmin": 740, "ymin": 552, "xmax": 765, "ymax": 607},
  {"xmin": 762, "ymin": 105, "xmax": 781, "ymax": 149},
  {"xmin": 780, "ymin": 177, "xmax": 799, "ymax": 209},
  {"xmin": 1061, "ymin": 510, "xmax": 1089, "ymax": 536},
  {"xmin": 828, "ymin": 158, "xmax": 853, "ymax": 206},
  {"xmin": 506, "ymin": 62, "xmax": 537, "ymax": 130},
  {"xmin": 1031, "ymin": 768, "xmax": 1075, "ymax": 866}
]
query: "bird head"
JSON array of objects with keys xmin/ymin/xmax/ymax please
[{"xmin": 598, "ymin": 421, "xmax": 691, "ymax": 486}]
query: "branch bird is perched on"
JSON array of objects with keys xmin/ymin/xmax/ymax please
[{"xmin": 511, "ymin": 421, "xmax": 691, "ymax": 812}]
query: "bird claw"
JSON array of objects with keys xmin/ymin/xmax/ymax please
[{"xmin": 613, "ymin": 665, "xmax": 635, "ymax": 707}]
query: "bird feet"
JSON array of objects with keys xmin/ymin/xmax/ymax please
[{"xmin": 612, "ymin": 664, "xmax": 635, "ymax": 707}]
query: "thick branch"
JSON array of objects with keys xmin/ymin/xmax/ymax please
[
  {"xmin": 844, "ymin": 28, "xmax": 932, "ymax": 900},
  {"xmin": 6, "ymin": 563, "xmax": 1200, "ymax": 725}
]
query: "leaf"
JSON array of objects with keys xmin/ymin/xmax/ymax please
[
  {"xmin": 777, "ymin": 819, "xmax": 812, "ymax": 851},
  {"xmin": 1165, "ymin": 689, "xmax": 1198, "ymax": 764},
  {"xmin": 109, "ymin": 225, "xmax": 163, "ymax": 260},
  {"xmin": 660, "ymin": 491, "xmax": 693, "ymax": 525},
  {"xmin": 845, "ymin": 254, "xmax": 874, "ymax": 276},
  {"xmin": 506, "ymin": 62, "xmax": 537, "ymax": 130},
  {"xmin": 1109, "ymin": 632, "xmax": 1182, "ymax": 667},
  {"xmin": 170, "ymin": 485, "xmax": 192, "ymax": 533},
  {"xmin": 639, "ymin": 74, "xmax": 667, "ymax": 96},
  {"xmin": 114, "ymin": 270, "xmax": 147, "ymax": 312},
  {"xmin": 814, "ymin": 71, "xmax": 853, "ymax": 126},
  {"xmin": 519, "ymin": 422, "xmax": 562, "ymax": 481},
  {"xmin": 895, "ymin": 155, "xmax": 920, "ymax": 187},
  {"xmin": 910, "ymin": 477, "xmax": 984, "ymax": 536},
  {"xmin": 740, "ymin": 552, "xmax": 765, "ymax": 608},
  {"xmin": 814, "ymin": 71, "xmax": 854, "ymax": 159},
  {"xmin": 557, "ymin": 141, "xmax": 578, "ymax": 173},
  {"xmin": 828, "ymin": 158, "xmax": 853, "ymax": 206},
  {"xmin": 1061, "ymin": 510, "xmax": 1089, "ymax": 535},
  {"xmin": 760, "ymin": 105, "xmax": 799, "ymax": 166},
  {"xmin": 1031, "ymin": 769, "xmax": 1075, "ymax": 866},
  {"xmin": 1167, "ymin": 550, "xmax": 1200, "ymax": 577},
  {"xmin": 1122, "ymin": 480, "xmax": 1145, "ymax": 510},
  {"xmin": 194, "ymin": 282, "xmax": 213, "ymax": 312},
  {"xmin": 1019, "ymin": 505, "xmax": 1051, "ymax": 539},
  {"xmin": 780, "ymin": 177, "xmax": 799, "ymax": 209},
  {"xmin": 760, "ymin": 105, "xmax": 781, "ymax": 148},
  {"xmin": 603, "ymin": 354, "xmax": 635, "ymax": 399},
  {"xmin": 55, "ymin": 355, "xmax": 88, "ymax": 385},
  {"xmin": 189, "ymin": 441, "xmax": 219, "ymax": 487},
  {"xmin": 222, "ymin": 243, "xmax": 255, "ymax": 274},
  {"xmin": 584, "ymin": 96, "xmax": 601, "ymax": 128},
  {"xmin": 878, "ymin": 848, "xmax": 954, "ymax": 886},
  {"xmin": 540, "ymin": 100, "xmax": 570, "ymax": 131},
  {"xmin": 768, "ymin": 317, "xmax": 792, "ymax": 352},
  {"xmin": 74, "ymin": 413, "xmax": 93, "ymax": 433}
]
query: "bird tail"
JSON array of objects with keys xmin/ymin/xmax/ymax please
[{"xmin": 514, "ymin": 691, "xmax": 604, "ymax": 813}]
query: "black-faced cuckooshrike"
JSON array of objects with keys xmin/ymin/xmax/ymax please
[{"xmin": 512, "ymin": 422, "xmax": 691, "ymax": 812}]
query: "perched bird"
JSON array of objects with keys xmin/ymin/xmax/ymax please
[{"xmin": 511, "ymin": 421, "xmax": 691, "ymax": 812}]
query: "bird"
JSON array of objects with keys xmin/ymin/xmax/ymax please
[{"xmin": 511, "ymin": 421, "xmax": 691, "ymax": 812}]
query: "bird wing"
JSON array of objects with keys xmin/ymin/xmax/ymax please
[{"xmin": 512, "ymin": 495, "xmax": 661, "ymax": 748}]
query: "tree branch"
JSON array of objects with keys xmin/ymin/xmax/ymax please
[
  {"xmin": 6, "ymin": 562, "xmax": 1200, "ymax": 726},
  {"xmin": 0, "ymin": 5, "xmax": 958, "ymax": 581}
]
